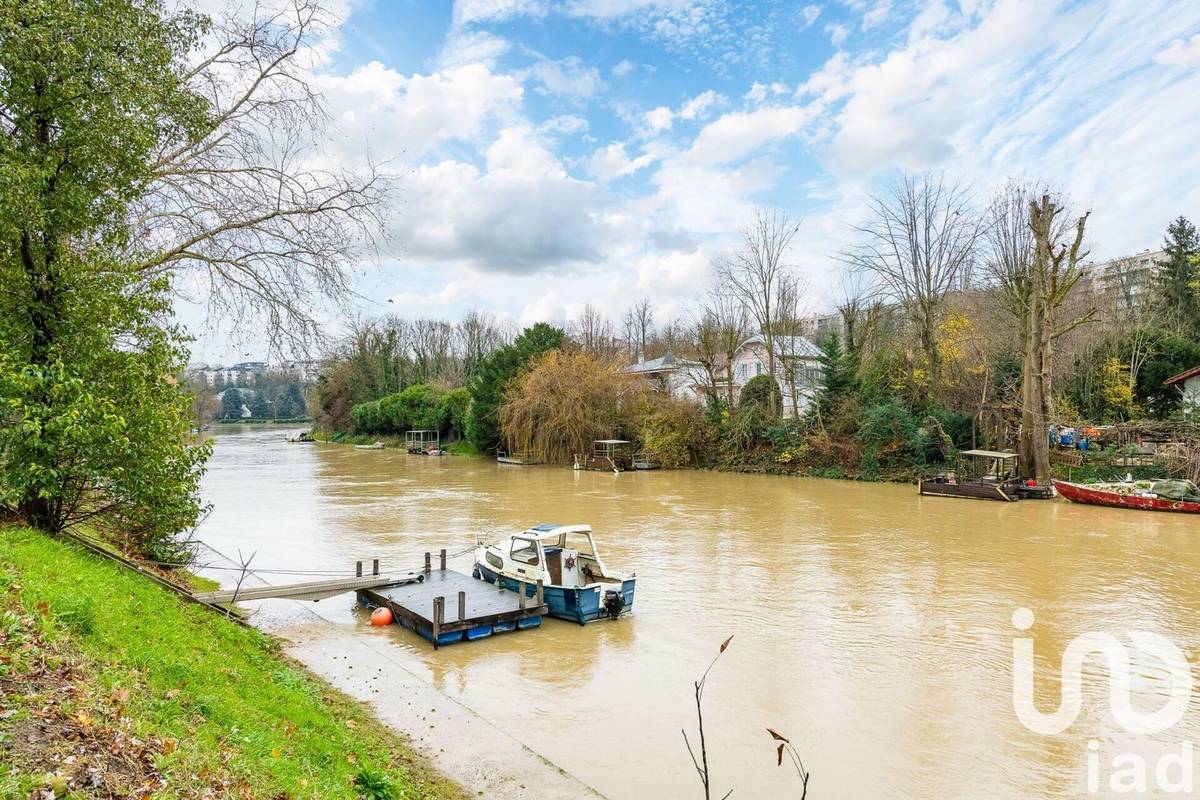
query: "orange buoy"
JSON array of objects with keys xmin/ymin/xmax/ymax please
[{"xmin": 370, "ymin": 607, "xmax": 393, "ymax": 626}]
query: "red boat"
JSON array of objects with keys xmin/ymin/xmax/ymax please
[{"xmin": 1053, "ymin": 480, "xmax": 1200, "ymax": 514}]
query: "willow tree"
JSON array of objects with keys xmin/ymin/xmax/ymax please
[
  {"xmin": 498, "ymin": 350, "xmax": 635, "ymax": 464},
  {"xmin": 0, "ymin": 0, "xmax": 381, "ymax": 548},
  {"xmin": 986, "ymin": 183, "xmax": 1092, "ymax": 480}
]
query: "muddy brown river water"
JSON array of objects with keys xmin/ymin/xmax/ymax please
[{"xmin": 198, "ymin": 426, "xmax": 1200, "ymax": 799}]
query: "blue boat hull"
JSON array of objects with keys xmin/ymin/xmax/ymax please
[{"xmin": 475, "ymin": 563, "xmax": 635, "ymax": 625}]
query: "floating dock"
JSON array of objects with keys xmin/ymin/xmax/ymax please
[{"xmin": 358, "ymin": 551, "xmax": 546, "ymax": 648}]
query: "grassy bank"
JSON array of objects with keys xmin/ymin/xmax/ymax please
[{"xmin": 0, "ymin": 526, "xmax": 467, "ymax": 800}]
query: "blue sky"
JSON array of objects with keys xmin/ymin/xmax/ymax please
[{"xmin": 186, "ymin": 0, "xmax": 1200, "ymax": 361}]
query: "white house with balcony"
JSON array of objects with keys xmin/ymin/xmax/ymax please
[
  {"xmin": 729, "ymin": 334, "xmax": 822, "ymax": 417},
  {"xmin": 623, "ymin": 352, "xmax": 705, "ymax": 401}
]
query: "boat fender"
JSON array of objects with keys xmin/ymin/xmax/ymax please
[
  {"xmin": 472, "ymin": 567, "xmax": 481, "ymax": 579},
  {"xmin": 602, "ymin": 589, "xmax": 625, "ymax": 620},
  {"xmin": 370, "ymin": 607, "xmax": 393, "ymax": 626}
]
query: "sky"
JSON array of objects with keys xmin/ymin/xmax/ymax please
[{"xmin": 185, "ymin": 0, "xmax": 1200, "ymax": 362}]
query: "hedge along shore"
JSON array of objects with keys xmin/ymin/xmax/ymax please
[{"xmin": 0, "ymin": 525, "xmax": 468, "ymax": 800}]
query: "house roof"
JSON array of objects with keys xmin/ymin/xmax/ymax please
[
  {"xmin": 738, "ymin": 334, "xmax": 821, "ymax": 359},
  {"xmin": 1164, "ymin": 364, "xmax": 1200, "ymax": 386},
  {"xmin": 623, "ymin": 352, "xmax": 701, "ymax": 374}
]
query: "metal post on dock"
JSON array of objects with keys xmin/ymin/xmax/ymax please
[
  {"xmin": 356, "ymin": 561, "xmax": 363, "ymax": 577},
  {"xmin": 424, "ymin": 552, "xmax": 431, "ymax": 575},
  {"xmin": 439, "ymin": 548, "xmax": 447, "ymax": 571},
  {"xmin": 536, "ymin": 579, "xmax": 544, "ymax": 608},
  {"xmin": 458, "ymin": 590, "xmax": 466, "ymax": 621},
  {"xmin": 372, "ymin": 559, "xmax": 379, "ymax": 576},
  {"xmin": 432, "ymin": 596, "xmax": 444, "ymax": 649}
]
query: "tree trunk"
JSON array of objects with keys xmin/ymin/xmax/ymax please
[
  {"xmin": 921, "ymin": 304, "xmax": 941, "ymax": 405},
  {"xmin": 1018, "ymin": 248, "xmax": 1057, "ymax": 483}
]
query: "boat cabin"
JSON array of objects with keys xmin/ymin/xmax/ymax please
[
  {"xmin": 576, "ymin": 439, "xmax": 633, "ymax": 472},
  {"xmin": 486, "ymin": 524, "xmax": 616, "ymax": 587},
  {"xmin": 474, "ymin": 523, "xmax": 636, "ymax": 623}
]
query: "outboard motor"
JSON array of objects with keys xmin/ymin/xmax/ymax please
[{"xmin": 602, "ymin": 589, "xmax": 625, "ymax": 620}]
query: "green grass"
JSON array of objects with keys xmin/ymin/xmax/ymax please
[
  {"xmin": 443, "ymin": 440, "xmax": 482, "ymax": 457},
  {"xmin": 0, "ymin": 526, "xmax": 467, "ymax": 800}
]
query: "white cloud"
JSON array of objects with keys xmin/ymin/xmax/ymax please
[
  {"xmin": 317, "ymin": 61, "xmax": 523, "ymax": 162},
  {"xmin": 644, "ymin": 105, "xmax": 675, "ymax": 131},
  {"xmin": 745, "ymin": 82, "xmax": 768, "ymax": 104},
  {"xmin": 1157, "ymin": 33, "xmax": 1200, "ymax": 66},
  {"xmin": 686, "ymin": 105, "xmax": 811, "ymax": 164},
  {"xmin": 612, "ymin": 59, "xmax": 636, "ymax": 76},
  {"xmin": 565, "ymin": 0, "xmax": 712, "ymax": 21},
  {"xmin": 635, "ymin": 248, "xmax": 710, "ymax": 294},
  {"xmin": 678, "ymin": 89, "xmax": 722, "ymax": 120},
  {"xmin": 454, "ymin": 0, "xmax": 547, "ymax": 25},
  {"xmin": 542, "ymin": 114, "xmax": 590, "ymax": 135},
  {"xmin": 798, "ymin": 0, "xmax": 1200, "ymax": 266},
  {"xmin": 801, "ymin": 4, "xmax": 822, "ymax": 27},
  {"xmin": 860, "ymin": 0, "xmax": 891, "ymax": 29},
  {"xmin": 530, "ymin": 56, "xmax": 605, "ymax": 98},
  {"xmin": 438, "ymin": 29, "xmax": 510, "ymax": 68},
  {"xmin": 583, "ymin": 142, "xmax": 655, "ymax": 182},
  {"xmin": 387, "ymin": 127, "xmax": 626, "ymax": 274},
  {"xmin": 826, "ymin": 22, "xmax": 849, "ymax": 46}
]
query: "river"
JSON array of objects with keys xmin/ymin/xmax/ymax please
[{"xmin": 197, "ymin": 426, "xmax": 1200, "ymax": 799}]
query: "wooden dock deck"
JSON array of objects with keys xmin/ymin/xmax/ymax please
[{"xmin": 358, "ymin": 551, "xmax": 546, "ymax": 648}]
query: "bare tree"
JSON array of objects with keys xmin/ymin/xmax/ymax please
[
  {"xmin": 571, "ymin": 304, "xmax": 621, "ymax": 359},
  {"xmin": 410, "ymin": 319, "xmax": 456, "ymax": 384},
  {"xmin": 716, "ymin": 208, "xmax": 801, "ymax": 417},
  {"xmin": 832, "ymin": 271, "xmax": 883, "ymax": 370},
  {"xmin": 841, "ymin": 173, "xmax": 982, "ymax": 402},
  {"xmin": 623, "ymin": 298, "xmax": 655, "ymax": 361},
  {"xmin": 1021, "ymin": 192, "xmax": 1093, "ymax": 480},
  {"xmin": 457, "ymin": 310, "xmax": 508, "ymax": 382},
  {"xmin": 691, "ymin": 310, "xmax": 727, "ymax": 405},
  {"xmin": 131, "ymin": 1, "xmax": 387, "ymax": 355},
  {"xmin": 771, "ymin": 273, "xmax": 811, "ymax": 419},
  {"xmin": 701, "ymin": 286, "xmax": 750, "ymax": 408}
]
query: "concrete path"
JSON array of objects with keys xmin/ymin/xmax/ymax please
[{"xmin": 261, "ymin": 605, "xmax": 610, "ymax": 800}]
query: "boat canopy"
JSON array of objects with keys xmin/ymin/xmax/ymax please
[
  {"xmin": 594, "ymin": 439, "xmax": 631, "ymax": 445},
  {"xmin": 960, "ymin": 449, "xmax": 1017, "ymax": 460},
  {"xmin": 524, "ymin": 523, "xmax": 592, "ymax": 541}
]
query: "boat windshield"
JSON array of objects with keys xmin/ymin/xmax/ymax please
[
  {"xmin": 510, "ymin": 537, "xmax": 540, "ymax": 565},
  {"xmin": 538, "ymin": 530, "xmax": 596, "ymax": 557}
]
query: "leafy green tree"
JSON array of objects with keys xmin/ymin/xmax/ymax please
[
  {"xmin": 0, "ymin": 0, "xmax": 213, "ymax": 544},
  {"xmin": 436, "ymin": 387, "xmax": 471, "ymax": 440},
  {"xmin": 249, "ymin": 390, "xmax": 271, "ymax": 419},
  {"xmin": 277, "ymin": 383, "xmax": 307, "ymax": 419},
  {"xmin": 856, "ymin": 400, "xmax": 925, "ymax": 479},
  {"xmin": 738, "ymin": 375, "xmax": 783, "ymax": 422},
  {"xmin": 221, "ymin": 389, "xmax": 244, "ymax": 419},
  {"xmin": 466, "ymin": 323, "xmax": 565, "ymax": 452},
  {"xmin": 1156, "ymin": 216, "xmax": 1200, "ymax": 335},
  {"xmin": 1136, "ymin": 333, "xmax": 1200, "ymax": 417},
  {"xmin": 814, "ymin": 333, "xmax": 856, "ymax": 422}
]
